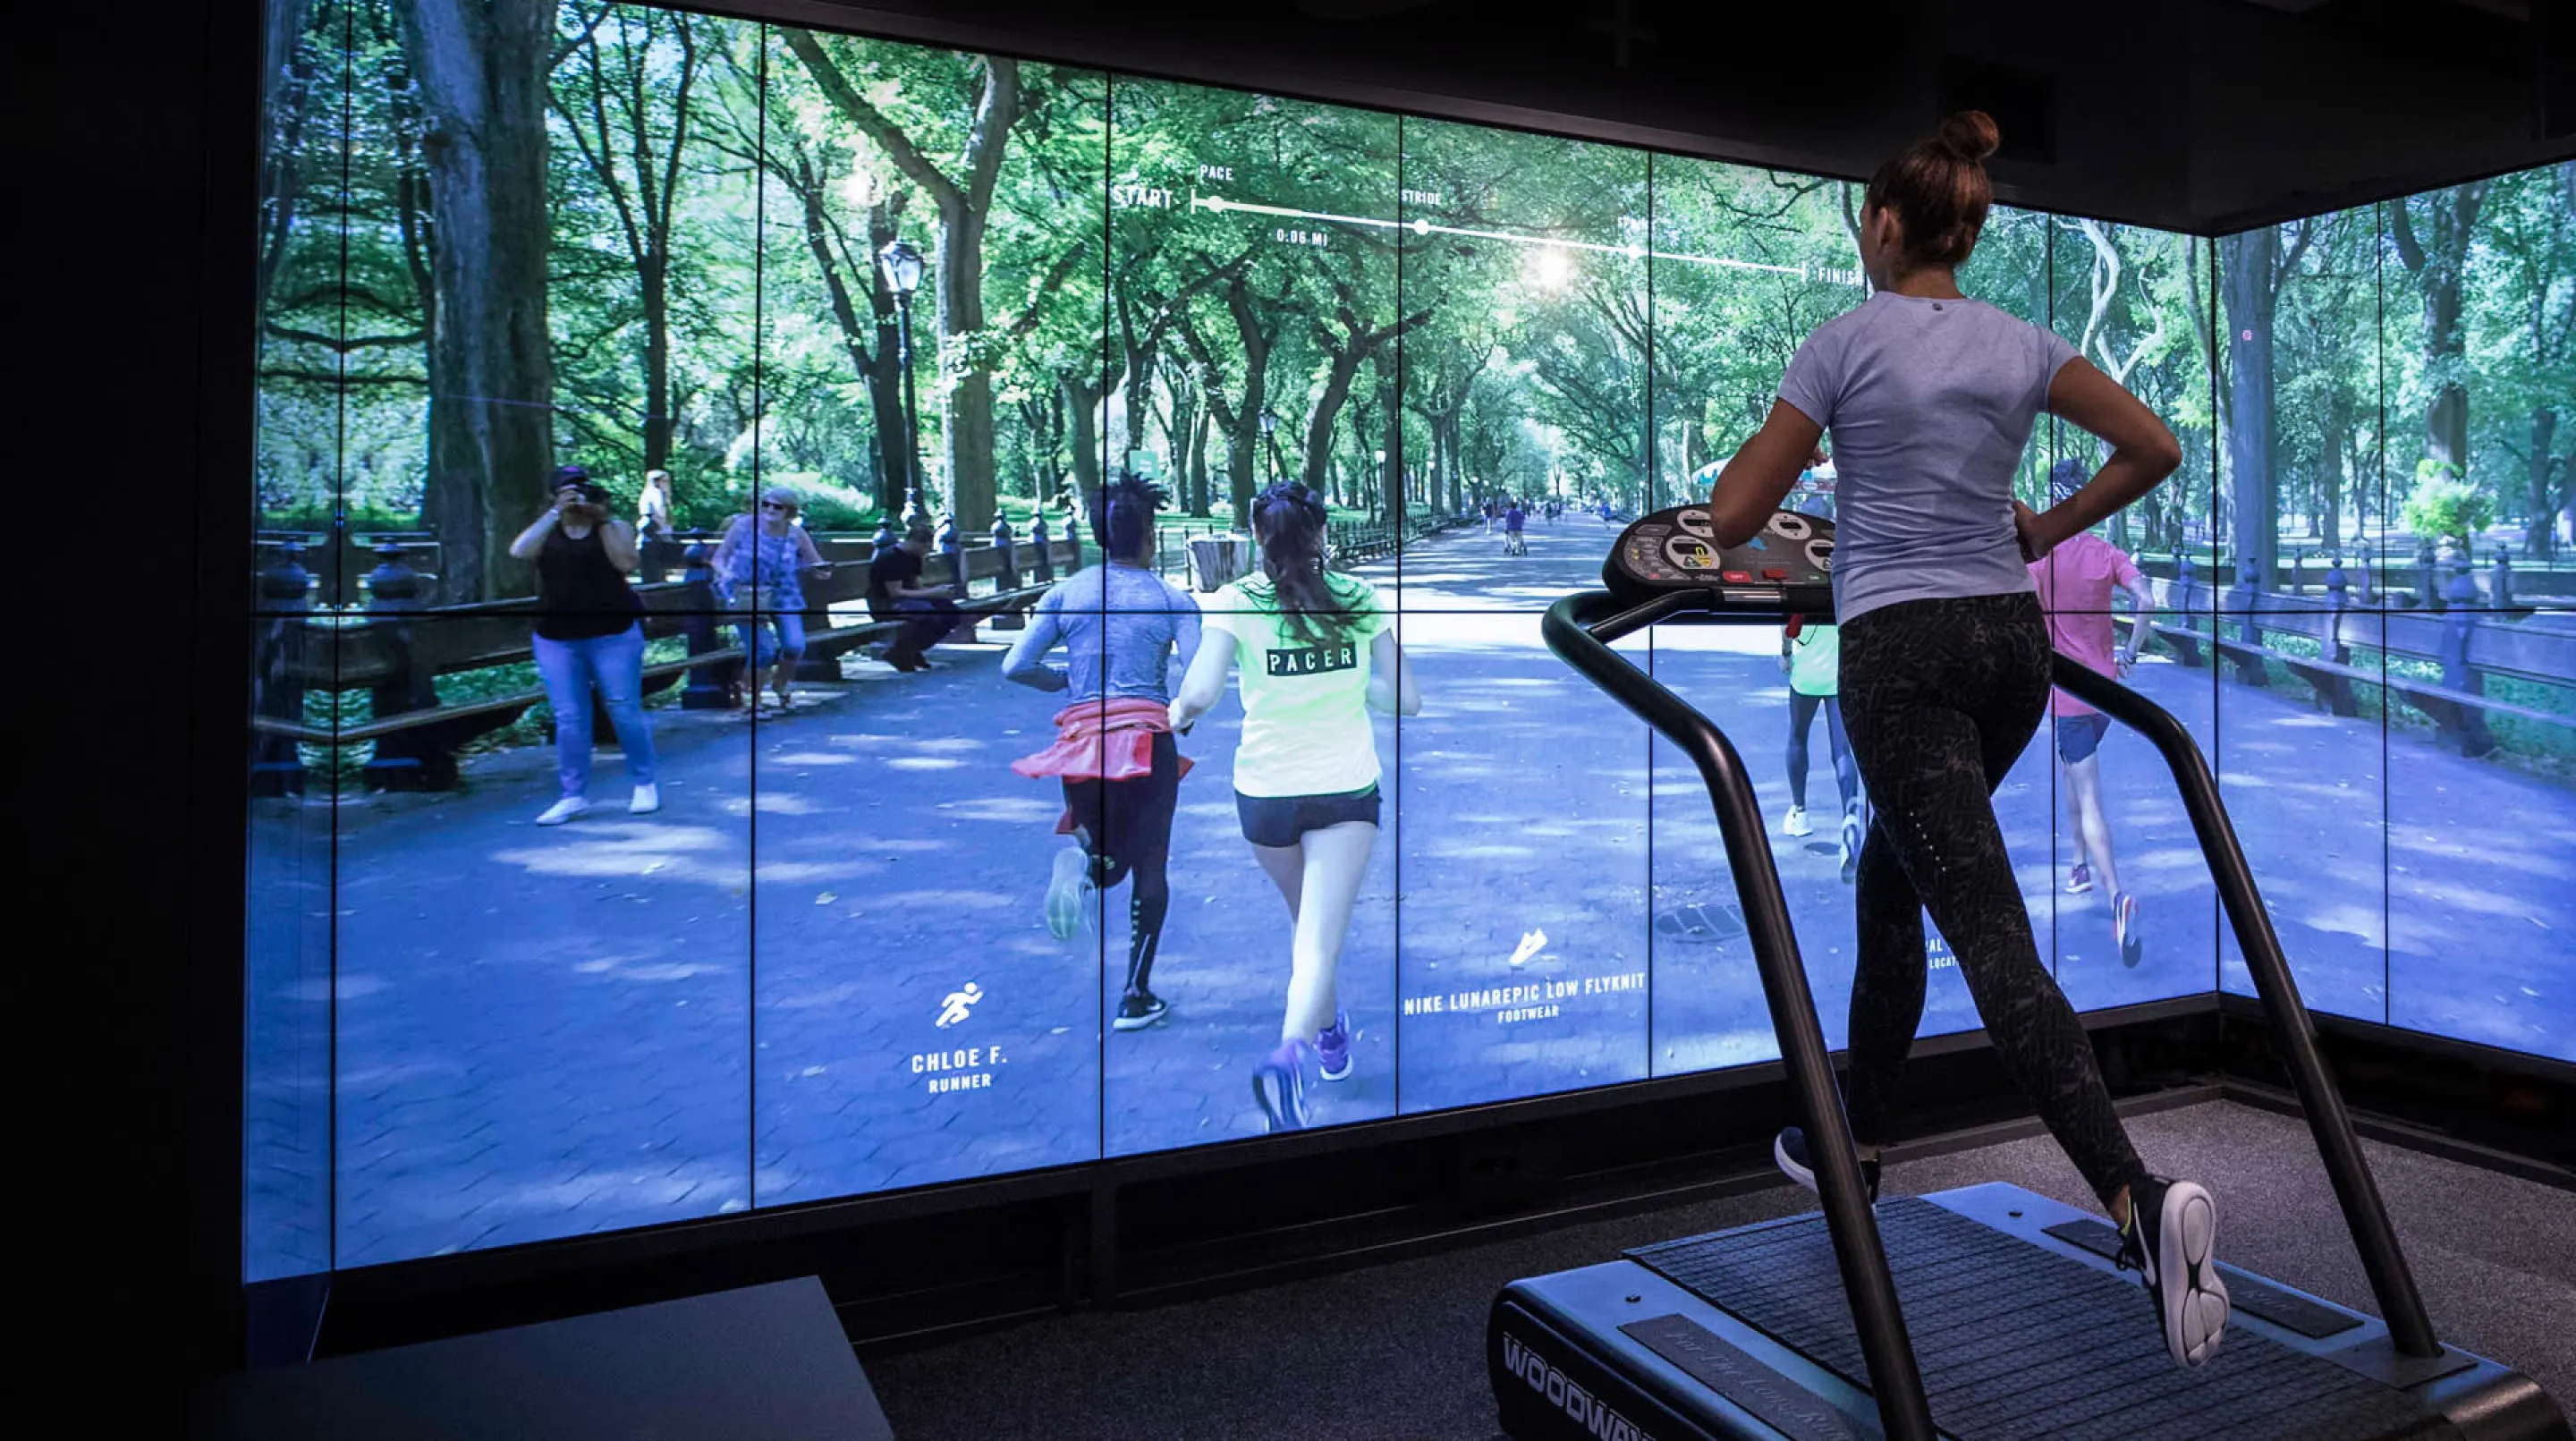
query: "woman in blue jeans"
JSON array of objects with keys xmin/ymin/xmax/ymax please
[
  {"xmin": 507, "ymin": 466, "xmax": 660, "ymax": 826},
  {"xmin": 709, "ymin": 487, "xmax": 833, "ymax": 711}
]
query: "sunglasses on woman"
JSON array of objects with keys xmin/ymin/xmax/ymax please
[{"xmin": 760, "ymin": 501, "xmax": 793, "ymax": 513}]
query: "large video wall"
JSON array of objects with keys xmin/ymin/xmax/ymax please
[{"xmin": 244, "ymin": 0, "xmax": 2576, "ymax": 1279}]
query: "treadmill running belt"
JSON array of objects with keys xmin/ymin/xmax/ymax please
[{"xmin": 1625, "ymin": 1199, "xmax": 2456, "ymax": 1441}]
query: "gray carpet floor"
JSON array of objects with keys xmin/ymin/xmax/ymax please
[{"xmin": 860, "ymin": 1101, "xmax": 2575, "ymax": 1441}]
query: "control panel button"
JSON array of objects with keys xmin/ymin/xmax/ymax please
[
  {"xmin": 1722, "ymin": 570, "xmax": 1751, "ymax": 582},
  {"xmin": 1762, "ymin": 568, "xmax": 1788, "ymax": 581}
]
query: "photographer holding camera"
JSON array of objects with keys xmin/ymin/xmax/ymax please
[{"xmin": 507, "ymin": 464, "xmax": 660, "ymax": 826}]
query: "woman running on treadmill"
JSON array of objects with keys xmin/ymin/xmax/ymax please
[
  {"xmin": 1005, "ymin": 474, "xmax": 1203, "ymax": 1031},
  {"xmin": 1168, "ymin": 481, "xmax": 1421, "ymax": 1132},
  {"xmin": 1705, "ymin": 111, "xmax": 2226, "ymax": 1369},
  {"xmin": 2030, "ymin": 457, "xmax": 2153, "ymax": 968}
]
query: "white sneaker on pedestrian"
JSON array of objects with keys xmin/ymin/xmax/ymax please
[
  {"xmin": 1784, "ymin": 804, "xmax": 1812, "ymax": 838},
  {"xmin": 536, "ymin": 796, "xmax": 591, "ymax": 826},
  {"xmin": 630, "ymin": 784, "xmax": 660, "ymax": 815}
]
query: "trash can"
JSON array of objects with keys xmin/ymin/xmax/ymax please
[{"xmin": 1187, "ymin": 536, "xmax": 1253, "ymax": 593}]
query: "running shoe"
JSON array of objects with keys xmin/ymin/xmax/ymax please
[
  {"xmin": 629, "ymin": 783, "xmax": 660, "ymax": 816},
  {"xmin": 1315, "ymin": 1011, "xmax": 1352, "ymax": 1081},
  {"xmin": 1252, "ymin": 1040, "xmax": 1309, "ymax": 1132},
  {"xmin": 2066, "ymin": 860, "xmax": 2094, "ymax": 894},
  {"xmin": 1839, "ymin": 808, "xmax": 1862, "ymax": 885},
  {"xmin": 2114, "ymin": 891, "xmax": 2143, "ymax": 969},
  {"xmin": 2116, "ymin": 1175, "xmax": 2229, "ymax": 1367},
  {"xmin": 535, "ymin": 796, "xmax": 591, "ymax": 826},
  {"xmin": 1773, "ymin": 1126, "xmax": 1881, "ymax": 1206},
  {"xmin": 1784, "ymin": 804, "xmax": 1813, "ymax": 838},
  {"xmin": 1043, "ymin": 847, "xmax": 1096, "ymax": 942},
  {"xmin": 1112, "ymin": 990, "xmax": 1168, "ymax": 1031}
]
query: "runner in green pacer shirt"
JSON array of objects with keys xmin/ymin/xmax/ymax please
[
  {"xmin": 1168, "ymin": 482, "xmax": 1422, "ymax": 1133},
  {"xmin": 1781, "ymin": 618, "xmax": 1862, "ymax": 882}
]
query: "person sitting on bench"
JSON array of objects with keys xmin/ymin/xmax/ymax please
[{"xmin": 868, "ymin": 521, "xmax": 962, "ymax": 672}]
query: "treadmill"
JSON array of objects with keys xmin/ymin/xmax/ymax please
[{"xmin": 1489, "ymin": 504, "xmax": 2571, "ymax": 1441}]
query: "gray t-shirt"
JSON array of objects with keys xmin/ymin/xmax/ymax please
[
  {"xmin": 1776, "ymin": 292, "xmax": 2078, "ymax": 623},
  {"xmin": 1002, "ymin": 563, "xmax": 1202, "ymax": 703}
]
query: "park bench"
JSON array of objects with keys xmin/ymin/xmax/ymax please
[
  {"xmin": 249, "ymin": 530, "xmax": 1079, "ymax": 794},
  {"xmin": 2137, "ymin": 584, "xmax": 2576, "ymax": 758}
]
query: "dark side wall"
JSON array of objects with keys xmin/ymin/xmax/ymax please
[{"xmin": 791, "ymin": 0, "xmax": 2565, "ymax": 233}]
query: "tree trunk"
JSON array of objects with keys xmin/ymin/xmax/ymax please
[
  {"xmin": 2391, "ymin": 182, "xmax": 2493, "ymax": 479},
  {"xmin": 1062, "ymin": 374, "xmax": 1100, "ymax": 507},
  {"xmin": 400, "ymin": 0, "xmax": 554, "ymax": 603},
  {"xmin": 1377, "ymin": 362, "xmax": 1402, "ymax": 528},
  {"xmin": 2322, "ymin": 386, "xmax": 2349, "ymax": 553},
  {"xmin": 784, "ymin": 34, "xmax": 1020, "ymax": 529},
  {"xmin": 2222, "ymin": 227, "xmax": 2279, "ymax": 591},
  {"xmin": 1187, "ymin": 405, "xmax": 1211, "ymax": 516},
  {"xmin": 936, "ymin": 197, "xmax": 995, "ymax": 524},
  {"xmin": 1302, "ymin": 346, "xmax": 1367, "ymax": 495},
  {"xmin": 2529, "ymin": 407, "xmax": 2562, "ymax": 561},
  {"xmin": 1227, "ymin": 425, "xmax": 1258, "ymax": 521}
]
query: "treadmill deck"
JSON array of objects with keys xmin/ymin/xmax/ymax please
[{"xmin": 1619, "ymin": 1189, "xmax": 2453, "ymax": 1441}]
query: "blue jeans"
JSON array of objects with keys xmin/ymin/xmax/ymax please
[
  {"xmin": 736, "ymin": 610, "xmax": 807, "ymax": 671},
  {"xmin": 532, "ymin": 624, "xmax": 657, "ymax": 797}
]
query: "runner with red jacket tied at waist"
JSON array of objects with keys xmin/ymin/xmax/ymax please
[{"xmin": 1004, "ymin": 474, "xmax": 1204, "ymax": 1031}]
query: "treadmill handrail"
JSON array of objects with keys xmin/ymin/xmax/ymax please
[
  {"xmin": 1542, "ymin": 591, "xmax": 1941, "ymax": 1441},
  {"xmin": 2049, "ymin": 657, "xmax": 2441, "ymax": 1359}
]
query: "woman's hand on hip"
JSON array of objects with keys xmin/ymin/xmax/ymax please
[{"xmin": 2013, "ymin": 501, "xmax": 2057, "ymax": 564}]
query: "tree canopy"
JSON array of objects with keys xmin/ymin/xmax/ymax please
[{"xmin": 252, "ymin": 3, "xmax": 2576, "ymax": 600}]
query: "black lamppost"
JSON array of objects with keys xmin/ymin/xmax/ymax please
[{"xmin": 877, "ymin": 237, "xmax": 929, "ymax": 530}]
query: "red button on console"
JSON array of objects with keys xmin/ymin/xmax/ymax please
[
  {"xmin": 1762, "ymin": 568, "xmax": 1789, "ymax": 581},
  {"xmin": 1722, "ymin": 570, "xmax": 1751, "ymax": 582}
]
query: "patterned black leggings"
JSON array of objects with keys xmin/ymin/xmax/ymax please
[
  {"xmin": 1838, "ymin": 593, "xmax": 2148, "ymax": 1208},
  {"xmin": 1063, "ymin": 731, "xmax": 1180, "ymax": 1000}
]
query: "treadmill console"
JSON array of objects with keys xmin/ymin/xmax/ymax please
[{"xmin": 1603, "ymin": 504, "xmax": 1836, "ymax": 619}]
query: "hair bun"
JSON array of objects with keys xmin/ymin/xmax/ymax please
[{"xmin": 1937, "ymin": 110, "xmax": 2001, "ymax": 164}]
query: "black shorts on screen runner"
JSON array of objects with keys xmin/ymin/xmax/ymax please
[
  {"xmin": 1236, "ymin": 784, "xmax": 1382, "ymax": 847},
  {"xmin": 2055, "ymin": 711, "xmax": 2111, "ymax": 764}
]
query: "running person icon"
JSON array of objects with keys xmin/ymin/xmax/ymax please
[
  {"xmin": 2029, "ymin": 458, "xmax": 2151, "ymax": 966},
  {"xmin": 1168, "ymin": 482, "xmax": 1421, "ymax": 1132},
  {"xmin": 1006, "ymin": 474, "xmax": 1203, "ymax": 1030}
]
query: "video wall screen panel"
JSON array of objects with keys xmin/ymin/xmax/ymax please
[{"xmin": 243, "ymin": 0, "xmax": 2576, "ymax": 1277}]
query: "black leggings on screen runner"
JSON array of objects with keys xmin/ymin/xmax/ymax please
[
  {"xmin": 1063, "ymin": 731, "xmax": 1181, "ymax": 1000},
  {"xmin": 1837, "ymin": 593, "xmax": 2149, "ymax": 1208}
]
